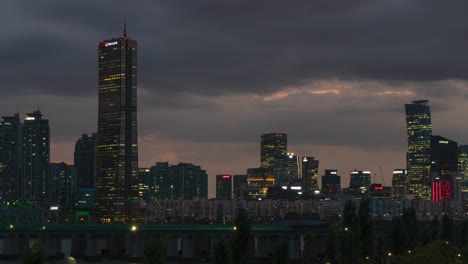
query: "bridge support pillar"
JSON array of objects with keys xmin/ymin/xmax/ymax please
[
  {"xmin": 70, "ymin": 234, "xmax": 83, "ymax": 258},
  {"xmin": 289, "ymin": 235, "xmax": 301, "ymax": 260},
  {"xmin": 166, "ymin": 235, "xmax": 178, "ymax": 257},
  {"xmin": 181, "ymin": 235, "xmax": 194, "ymax": 258},
  {"xmin": 46, "ymin": 234, "xmax": 62, "ymax": 259},
  {"xmin": 2, "ymin": 234, "xmax": 18, "ymax": 256},
  {"xmin": 131, "ymin": 234, "xmax": 144, "ymax": 259},
  {"xmin": 61, "ymin": 237, "xmax": 72, "ymax": 257},
  {"xmin": 108, "ymin": 234, "xmax": 122, "ymax": 258},
  {"xmin": 125, "ymin": 234, "xmax": 133, "ymax": 256},
  {"xmin": 255, "ymin": 235, "xmax": 273, "ymax": 258},
  {"xmin": 84, "ymin": 234, "xmax": 100, "ymax": 262}
]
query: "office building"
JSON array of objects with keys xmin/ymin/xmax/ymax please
[
  {"xmin": 431, "ymin": 135, "xmax": 458, "ymax": 176},
  {"xmin": 22, "ymin": 110, "xmax": 50, "ymax": 205},
  {"xmin": 74, "ymin": 133, "xmax": 96, "ymax": 189},
  {"xmin": 0, "ymin": 114, "xmax": 22, "ymax": 200},
  {"xmin": 216, "ymin": 174, "xmax": 232, "ymax": 200},
  {"xmin": 260, "ymin": 133, "xmax": 287, "ymax": 168},
  {"xmin": 150, "ymin": 162, "xmax": 208, "ymax": 200},
  {"xmin": 392, "ymin": 169, "xmax": 408, "ymax": 199},
  {"xmin": 94, "ymin": 27, "xmax": 140, "ymax": 223},
  {"xmin": 458, "ymin": 145, "xmax": 468, "ymax": 181},
  {"xmin": 321, "ymin": 170, "xmax": 340, "ymax": 197},
  {"xmin": 302, "ymin": 156, "xmax": 319, "ymax": 193},
  {"xmin": 271, "ymin": 153, "xmax": 299, "ymax": 185},
  {"xmin": 247, "ymin": 167, "xmax": 275, "ymax": 199},
  {"xmin": 49, "ymin": 162, "xmax": 75, "ymax": 208},
  {"xmin": 405, "ymin": 100, "xmax": 432, "ymax": 199},
  {"xmin": 233, "ymin": 174, "xmax": 248, "ymax": 200},
  {"xmin": 349, "ymin": 170, "xmax": 371, "ymax": 196}
]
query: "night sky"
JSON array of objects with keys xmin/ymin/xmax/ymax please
[{"xmin": 2, "ymin": 1, "xmax": 468, "ymax": 197}]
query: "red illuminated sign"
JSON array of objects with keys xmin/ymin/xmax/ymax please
[
  {"xmin": 374, "ymin": 186, "xmax": 384, "ymax": 190},
  {"xmin": 222, "ymin": 175, "xmax": 230, "ymax": 179}
]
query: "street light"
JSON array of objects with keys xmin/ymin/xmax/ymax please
[{"xmin": 131, "ymin": 225, "xmax": 137, "ymax": 232}]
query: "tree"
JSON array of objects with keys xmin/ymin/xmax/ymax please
[
  {"xmin": 324, "ymin": 228, "xmax": 338, "ymax": 264},
  {"xmin": 20, "ymin": 241, "xmax": 46, "ymax": 264},
  {"xmin": 272, "ymin": 240, "xmax": 289, "ymax": 264},
  {"xmin": 232, "ymin": 208, "xmax": 252, "ymax": 264},
  {"xmin": 402, "ymin": 207, "xmax": 418, "ymax": 249},
  {"xmin": 441, "ymin": 213, "xmax": 453, "ymax": 242},
  {"xmin": 432, "ymin": 215, "xmax": 440, "ymax": 241},
  {"xmin": 212, "ymin": 235, "xmax": 232, "ymax": 264},
  {"xmin": 341, "ymin": 200, "xmax": 360, "ymax": 264},
  {"xmin": 303, "ymin": 231, "xmax": 317, "ymax": 264},
  {"xmin": 143, "ymin": 238, "xmax": 166, "ymax": 264},
  {"xmin": 390, "ymin": 216, "xmax": 409, "ymax": 255},
  {"xmin": 358, "ymin": 198, "xmax": 374, "ymax": 260},
  {"xmin": 460, "ymin": 220, "xmax": 468, "ymax": 246}
]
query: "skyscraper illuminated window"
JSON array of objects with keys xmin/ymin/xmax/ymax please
[
  {"xmin": 94, "ymin": 27, "xmax": 139, "ymax": 223},
  {"xmin": 405, "ymin": 100, "xmax": 432, "ymax": 200}
]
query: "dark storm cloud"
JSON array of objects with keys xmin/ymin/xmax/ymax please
[{"xmin": 3, "ymin": 0, "xmax": 468, "ymax": 98}]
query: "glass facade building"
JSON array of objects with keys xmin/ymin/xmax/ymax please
[
  {"xmin": 349, "ymin": 170, "xmax": 371, "ymax": 196},
  {"xmin": 260, "ymin": 133, "xmax": 287, "ymax": 168},
  {"xmin": 302, "ymin": 156, "xmax": 319, "ymax": 193},
  {"xmin": 322, "ymin": 169, "xmax": 340, "ymax": 197},
  {"xmin": 216, "ymin": 174, "xmax": 232, "ymax": 200},
  {"xmin": 405, "ymin": 100, "xmax": 432, "ymax": 199},
  {"xmin": 74, "ymin": 133, "xmax": 96, "ymax": 189},
  {"xmin": 94, "ymin": 29, "xmax": 139, "ymax": 223},
  {"xmin": 459, "ymin": 145, "xmax": 468, "ymax": 181}
]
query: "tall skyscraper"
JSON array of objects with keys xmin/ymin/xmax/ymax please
[
  {"xmin": 405, "ymin": 100, "xmax": 432, "ymax": 199},
  {"xmin": 216, "ymin": 174, "xmax": 232, "ymax": 200},
  {"xmin": 94, "ymin": 27, "xmax": 139, "ymax": 223},
  {"xmin": 0, "ymin": 114, "xmax": 22, "ymax": 200},
  {"xmin": 22, "ymin": 110, "xmax": 50, "ymax": 205},
  {"xmin": 430, "ymin": 135, "xmax": 458, "ymax": 176},
  {"xmin": 74, "ymin": 133, "xmax": 96, "ymax": 189},
  {"xmin": 321, "ymin": 169, "xmax": 340, "ymax": 197},
  {"xmin": 302, "ymin": 156, "xmax": 319, "ymax": 193},
  {"xmin": 260, "ymin": 133, "xmax": 287, "ymax": 168},
  {"xmin": 271, "ymin": 153, "xmax": 299, "ymax": 185}
]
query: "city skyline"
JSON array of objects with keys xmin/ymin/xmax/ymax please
[{"xmin": 3, "ymin": 1, "xmax": 468, "ymax": 197}]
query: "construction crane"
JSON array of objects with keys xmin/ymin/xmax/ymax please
[{"xmin": 379, "ymin": 166, "xmax": 386, "ymax": 186}]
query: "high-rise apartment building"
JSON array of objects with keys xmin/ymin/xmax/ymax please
[
  {"xmin": 216, "ymin": 174, "xmax": 232, "ymax": 200},
  {"xmin": 22, "ymin": 110, "xmax": 50, "ymax": 205},
  {"xmin": 150, "ymin": 162, "xmax": 208, "ymax": 200},
  {"xmin": 260, "ymin": 133, "xmax": 287, "ymax": 168},
  {"xmin": 94, "ymin": 28, "xmax": 139, "ymax": 223},
  {"xmin": 74, "ymin": 133, "xmax": 96, "ymax": 189},
  {"xmin": 302, "ymin": 156, "xmax": 319, "ymax": 193},
  {"xmin": 0, "ymin": 114, "xmax": 22, "ymax": 200},
  {"xmin": 405, "ymin": 100, "xmax": 432, "ymax": 199},
  {"xmin": 49, "ymin": 162, "xmax": 75, "ymax": 208},
  {"xmin": 321, "ymin": 169, "xmax": 340, "ymax": 197}
]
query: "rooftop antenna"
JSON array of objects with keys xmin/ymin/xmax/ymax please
[{"xmin": 123, "ymin": 21, "xmax": 127, "ymax": 38}]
